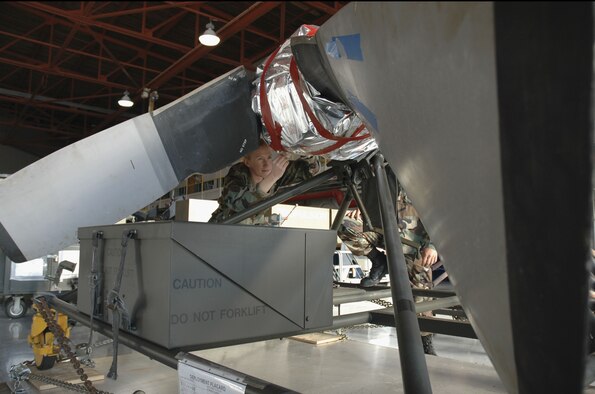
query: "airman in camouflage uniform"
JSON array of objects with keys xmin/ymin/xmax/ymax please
[
  {"xmin": 209, "ymin": 146, "xmax": 313, "ymax": 225},
  {"xmin": 338, "ymin": 182, "xmax": 436, "ymax": 291},
  {"xmin": 337, "ymin": 179, "xmax": 439, "ymax": 355}
]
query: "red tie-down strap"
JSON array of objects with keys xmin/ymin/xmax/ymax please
[
  {"xmin": 259, "ymin": 45, "xmax": 285, "ymax": 152},
  {"xmin": 302, "ymin": 25, "xmax": 319, "ymax": 37},
  {"xmin": 260, "ymin": 24, "xmax": 370, "ymax": 155},
  {"xmin": 288, "ymin": 58, "xmax": 370, "ymax": 155}
]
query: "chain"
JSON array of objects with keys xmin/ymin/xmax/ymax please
[
  {"xmin": 75, "ymin": 338, "xmax": 115, "ymax": 368},
  {"xmin": 9, "ymin": 363, "xmax": 29, "ymax": 393},
  {"xmin": 367, "ymin": 298, "xmax": 471, "ymax": 321},
  {"xmin": 332, "ymin": 298, "xmax": 394, "ymax": 335},
  {"xmin": 330, "ymin": 323, "xmax": 388, "ymax": 337},
  {"xmin": 369, "ymin": 298, "xmax": 393, "ymax": 308},
  {"xmin": 28, "ymin": 373, "xmax": 100, "ymax": 393},
  {"xmin": 9, "ymin": 361, "xmax": 113, "ymax": 394},
  {"xmin": 34, "ymin": 297, "xmax": 113, "ymax": 394}
]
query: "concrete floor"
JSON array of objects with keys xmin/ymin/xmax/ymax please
[
  {"xmin": 1, "ymin": 297, "xmax": 592, "ymax": 393},
  {"xmin": 0, "ymin": 299, "xmax": 510, "ymax": 394}
]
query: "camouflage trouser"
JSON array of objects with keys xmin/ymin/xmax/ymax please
[
  {"xmin": 337, "ymin": 216, "xmax": 382, "ymax": 256},
  {"xmin": 338, "ymin": 216, "xmax": 434, "ymax": 297}
]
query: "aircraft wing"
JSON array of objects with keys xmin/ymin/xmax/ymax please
[
  {"xmin": 0, "ymin": 67, "xmax": 260, "ymax": 262},
  {"xmin": 312, "ymin": 2, "xmax": 591, "ymax": 393}
]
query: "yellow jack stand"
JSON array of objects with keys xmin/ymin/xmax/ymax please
[{"xmin": 27, "ymin": 303, "xmax": 71, "ymax": 370}]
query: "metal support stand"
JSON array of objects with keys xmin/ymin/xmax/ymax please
[
  {"xmin": 372, "ymin": 153, "xmax": 432, "ymax": 394},
  {"xmin": 331, "ymin": 189, "xmax": 352, "ymax": 231},
  {"xmin": 345, "ymin": 176, "xmax": 375, "ymax": 230}
]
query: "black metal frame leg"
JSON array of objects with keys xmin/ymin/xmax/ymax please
[{"xmin": 372, "ymin": 153, "xmax": 432, "ymax": 394}]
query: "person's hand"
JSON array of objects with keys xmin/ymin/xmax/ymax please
[
  {"xmin": 420, "ymin": 247, "xmax": 438, "ymax": 267},
  {"xmin": 346, "ymin": 209, "xmax": 362, "ymax": 221},
  {"xmin": 270, "ymin": 155, "xmax": 289, "ymax": 182},
  {"xmin": 257, "ymin": 155, "xmax": 289, "ymax": 194}
]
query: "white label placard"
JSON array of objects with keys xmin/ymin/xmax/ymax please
[{"xmin": 178, "ymin": 362, "xmax": 247, "ymax": 394}]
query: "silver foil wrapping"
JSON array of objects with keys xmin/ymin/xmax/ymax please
[{"xmin": 252, "ymin": 25, "xmax": 377, "ymax": 161}]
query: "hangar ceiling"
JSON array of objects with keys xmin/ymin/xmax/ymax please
[{"xmin": 0, "ymin": 1, "xmax": 346, "ymax": 158}]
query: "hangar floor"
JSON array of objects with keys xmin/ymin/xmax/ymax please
[
  {"xmin": 0, "ymin": 297, "xmax": 498, "ymax": 394},
  {"xmin": 0, "ymin": 300, "xmax": 591, "ymax": 393}
]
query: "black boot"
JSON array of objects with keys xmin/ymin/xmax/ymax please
[
  {"xmin": 422, "ymin": 334, "xmax": 437, "ymax": 356},
  {"xmin": 360, "ymin": 248, "xmax": 388, "ymax": 288}
]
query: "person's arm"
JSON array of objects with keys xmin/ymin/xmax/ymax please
[
  {"xmin": 276, "ymin": 158, "xmax": 312, "ymax": 187},
  {"xmin": 220, "ymin": 165, "xmax": 269, "ymax": 214},
  {"xmin": 419, "ymin": 223, "xmax": 438, "ymax": 267},
  {"xmin": 397, "ymin": 183, "xmax": 438, "ymax": 267},
  {"xmin": 420, "ymin": 244, "xmax": 438, "ymax": 267}
]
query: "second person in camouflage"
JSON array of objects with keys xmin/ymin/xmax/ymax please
[
  {"xmin": 337, "ymin": 169, "xmax": 439, "ymax": 355},
  {"xmin": 338, "ymin": 182, "xmax": 437, "ymax": 289}
]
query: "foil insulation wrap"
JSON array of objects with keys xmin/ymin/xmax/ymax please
[{"xmin": 251, "ymin": 25, "xmax": 377, "ymax": 161}]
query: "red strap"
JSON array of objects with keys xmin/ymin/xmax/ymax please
[
  {"xmin": 308, "ymin": 124, "xmax": 368, "ymax": 155},
  {"xmin": 289, "ymin": 58, "xmax": 370, "ymax": 143},
  {"xmin": 260, "ymin": 24, "xmax": 370, "ymax": 155},
  {"xmin": 259, "ymin": 46, "xmax": 285, "ymax": 151},
  {"xmin": 303, "ymin": 25, "xmax": 319, "ymax": 37}
]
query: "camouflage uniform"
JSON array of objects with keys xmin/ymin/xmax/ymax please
[
  {"xmin": 338, "ymin": 182, "xmax": 436, "ymax": 293},
  {"xmin": 209, "ymin": 159, "xmax": 312, "ymax": 225},
  {"xmin": 338, "ymin": 213, "xmax": 381, "ymax": 256},
  {"xmin": 339, "ymin": 185, "xmax": 437, "ymax": 343},
  {"xmin": 396, "ymin": 182, "xmax": 436, "ymax": 292}
]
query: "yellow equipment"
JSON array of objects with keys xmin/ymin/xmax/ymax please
[{"xmin": 27, "ymin": 303, "xmax": 71, "ymax": 370}]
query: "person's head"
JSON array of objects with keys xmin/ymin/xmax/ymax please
[{"xmin": 243, "ymin": 140, "xmax": 273, "ymax": 182}]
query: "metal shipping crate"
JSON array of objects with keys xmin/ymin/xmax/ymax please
[{"xmin": 77, "ymin": 221, "xmax": 335, "ymax": 349}]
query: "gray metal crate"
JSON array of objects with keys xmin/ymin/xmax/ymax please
[{"xmin": 77, "ymin": 221, "xmax": 335, "ymax": 349}]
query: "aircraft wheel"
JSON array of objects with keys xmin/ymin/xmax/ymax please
[
  {"xmin": 36, "ymin": 355, "xmax": 57, "ymax": 370},
  {"xmin": 4, "ymin": 297, "xmax": 28, "ymax": 319}
]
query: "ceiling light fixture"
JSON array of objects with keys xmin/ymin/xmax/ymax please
[
  {"xmin": 118, "ymin": 90, "xmax": 134, "ymax": 107},
  {"xmin": 141, "ymin": 87, "xmax": 151, "ymax": 99},
  {"xmin": 199, "ymin": 22, "xmax": 220, "ymax": 47}
]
